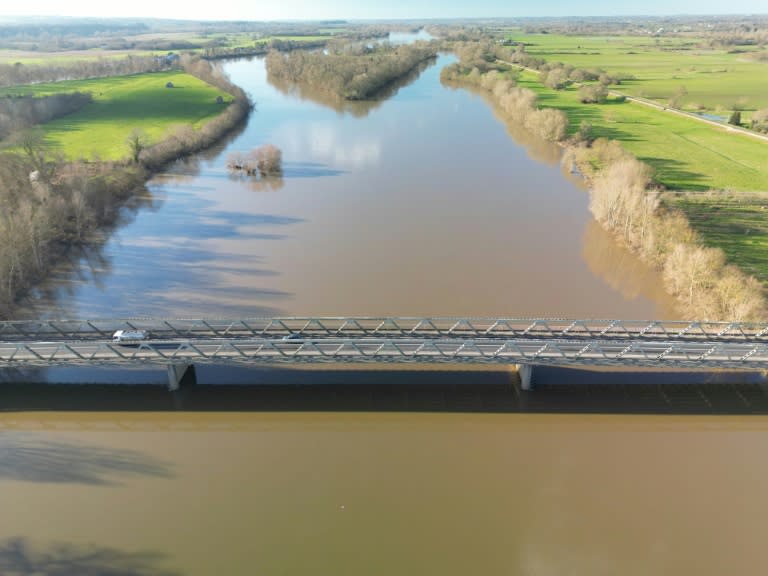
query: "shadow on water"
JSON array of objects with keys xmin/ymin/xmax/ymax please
[
  {"xmin": 0, "ymin": 435, "xmax": 173, "ymax": 484},
  {"xmin": 1, "ymin": 366, "xmax": 768, "ymax": 415},
  {"xmin": 15, "ymin": 185, "xmax": 158, "ymax": 320},
  {"xmin": 0, "ymin": 538, "xmax": 180, "ymax": 576}
]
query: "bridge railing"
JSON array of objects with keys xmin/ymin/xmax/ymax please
[{"xmin": 2, "ymin": 317, "xmax": 768, "ymax": 342}]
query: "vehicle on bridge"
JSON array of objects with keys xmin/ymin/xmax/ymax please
[{"xmin": 112, "ymin": 329, "xmax": 150, "ymax": 344}]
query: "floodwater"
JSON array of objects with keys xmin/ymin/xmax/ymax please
[
  {"xmin": 3, "ymin": 38, "xmax": 767, "ymax": 576},
  {"xmin": 17, "ymin": 52, "xmax": 676, "ymax": 319}
]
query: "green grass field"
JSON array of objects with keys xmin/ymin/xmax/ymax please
[
  {"xmin": 508, "ymin": 33, "xmax": 768, "ymax": 120},
  {"xmin": 1, "ymin": 71, "xmax": 231, "ymax": 160},
  {"xmin": 515, "ymin": 70, "xmax": 768, "ymax": 192}
]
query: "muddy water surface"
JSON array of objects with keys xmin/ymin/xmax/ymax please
[{"xmin": 2, "ymin": 412, "xmax": 767, "ymax": 575}]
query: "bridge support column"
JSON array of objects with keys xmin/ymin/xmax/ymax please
[
  {"xmin": 167, "ymin": 363, "xmax": 195, "ymax": 391},
  {"xmin": 516, "ymin": 364, "xmax": 534, "ymax": 391}
]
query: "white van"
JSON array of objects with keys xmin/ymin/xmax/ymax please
[{"xmin": 112, "ymin": 329, "xmax": 150, "ymax": 344}]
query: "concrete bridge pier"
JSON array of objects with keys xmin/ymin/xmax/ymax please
[
  {"xmin": 167, "ymin": 363, "xmax": 196, "ymax": 391},
  {"xmin": 516, "ymin": 363, "xmax": 534, "ymax": 391}
]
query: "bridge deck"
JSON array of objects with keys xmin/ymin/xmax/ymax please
[{"xmin": 2, "ymin": 317, "xmax": 768, "ymax": 343}]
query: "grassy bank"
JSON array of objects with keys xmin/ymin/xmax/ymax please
[{"xmin": 1, "ymin": 71, "xmax": 231, "ymax": 161}]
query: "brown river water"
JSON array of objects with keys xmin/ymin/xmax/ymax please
[{"xmin": 3, "ymin": 47, "xmax": 768, "ymax": 575}]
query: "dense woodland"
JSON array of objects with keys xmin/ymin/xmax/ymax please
[{"xmin": 265, "ymin": 41, "xmax": 437, "ymax": 100}]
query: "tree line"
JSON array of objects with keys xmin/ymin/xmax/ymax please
[
  {"xmin": 0, "ymin": 92, "xmax": 92, "ymax": 140},
  {"xmin": 0, "ymin": 54, "xmax": 177, "ymax": 88},
  {"xmin": 265, "ymin": 41, "xmax": 437, "ymax": 101},
  {"xmin": 564, "ymin": 140, "xmax": 765, "ymax": 320}
]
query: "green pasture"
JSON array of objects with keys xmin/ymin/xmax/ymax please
[
  {"xmin": 669, "ymin": 191, "xmax": 768, "ymax": 283},
  {"xmin": 509, "ymin": 33, "xmax": 768, "ymax": 116},
  {"xmin": 516, "ymin": 70, "xmax": 768, "ymax": 192},
  {"xmin": 1, "ymin": 71, "xmax": 230, "ymax": 160}
]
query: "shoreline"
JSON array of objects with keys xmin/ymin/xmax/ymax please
[{"xmin": 444, "ymin": 67, "xmax": 766, "ymax": 321}]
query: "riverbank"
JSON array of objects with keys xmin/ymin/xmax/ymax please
[
  {"xmin": 443, "ymin": 57, "xmax": 766, "ymax": 320},
  {"xmin": 0, "ymin": 56, "xmax": 252, "ymax": 318}
]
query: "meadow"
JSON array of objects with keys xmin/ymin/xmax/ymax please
[
  {"xmin": 508, "ymin": 32, "xmax": 768, "ymax": 121},
  {"xmin": 516, "ymin": 70, "xmax": 768, "ymax": 192},
  {"xmin": 0, "ymin": 71, "xmax": 230, "ymax": 160}
]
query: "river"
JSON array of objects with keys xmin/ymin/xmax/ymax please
[{"xmin": 2, "ymin": 43, "xmax": 767, "ymax": 576}]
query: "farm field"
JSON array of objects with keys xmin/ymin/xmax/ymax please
[
  {"xmin": 515, "ymin": 70, "xmax": 768, "ymax": 192},
  {"xmin": 507, "ymin": 32, "xmax": 768, "ymax": 120},
  {"xmin": 1, "ymin": 71, "xmax": 230, "ymax": 160}
]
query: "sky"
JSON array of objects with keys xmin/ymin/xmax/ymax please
[{"xmin": 1, "ymin": 0, "xmax": 766, "ymax": 21}]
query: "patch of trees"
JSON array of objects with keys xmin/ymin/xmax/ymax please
[
  {"xmin": 0, "ymin": 55, "xmax": 177, "ymax": 88},
  {"xmin": 565, "ymin": 140, "xmax": 765, "ymax": 320},
  {"xmin": 269, "ymin": 56, "xmax": 433, "ymax": 118},
  {"xmin": 265, "ymin": 41, "xmax": 437, "ymax": 101},
  {"xmin": 0, "ymin": 92, "xmax": 92, "ymax": 140},
  {"xmin": 578, "ymin": 84, "xmax": 609, "ymax": 104},
  {"xmin": 227, "ymin": 144, "xmax": 283, "ymax": 177},
  {"xmin": 751, "ymin": 108, "xmax": 768, "ymax": 133}
]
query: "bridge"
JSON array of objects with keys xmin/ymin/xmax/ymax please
[{"xmin": 2, "ymin": 317, "xmax": 768, "ymax": 390}]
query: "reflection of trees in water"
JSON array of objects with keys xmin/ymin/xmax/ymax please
[
  {"xmin": 0, "ymin": 538, "xmax": 180, "ymax": 576},
  {"xmin": 227, "ymin": 171, "xmax": 285, "ymax": 192},
  {"xmin": 441, "ymin": 80, "xmax": 563, "ymax": 166},
  {"xmin": 266, "ymin": 58, "xmax": 434, "ymax": 118},
  {"xmin": 0, "ymin": 434, "xmax": 173, "ymax": 485},
  {"xmin": 582, "ymin": 219, "xmax": 678, "ymax": 315}
]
